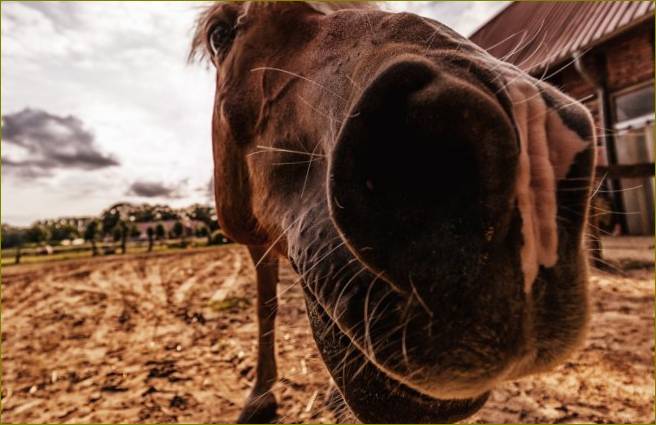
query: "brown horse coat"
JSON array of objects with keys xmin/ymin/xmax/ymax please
[{"xmin": 190, "ymin": 2, "xmax": 595, "ymax": 423}]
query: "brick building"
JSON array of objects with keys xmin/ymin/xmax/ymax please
[{"xmin": 470, "ymin": 1, "xmax": 654, "ymax": 235}]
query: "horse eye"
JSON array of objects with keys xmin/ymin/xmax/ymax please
[{"xmin": 208, "ymin": 23, "xmax": 235, "ymax": 58}]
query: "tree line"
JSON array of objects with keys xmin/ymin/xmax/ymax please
[{"xmin": 2, "ymin": 202, "xmax": 227, "ymax": 262}]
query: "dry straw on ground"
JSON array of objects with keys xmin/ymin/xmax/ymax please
[{"xmin": 1, "ymin": 243, "xmax": 653, "ymax": 423}]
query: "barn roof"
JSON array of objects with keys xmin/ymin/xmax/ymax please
[{"xmin": 469, "ymin": 1, "xmax": 655, "ymax": 74}]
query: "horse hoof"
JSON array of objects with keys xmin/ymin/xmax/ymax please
[{"xmin": 236, "ymin": 391, "xmax": 278, "ymax": 424}]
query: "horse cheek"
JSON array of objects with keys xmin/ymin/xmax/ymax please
[{"xmin": 212, "ymin": 113, "xmax": 268, "ymax": 246}]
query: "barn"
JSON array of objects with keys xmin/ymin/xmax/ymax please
[{"xmin": 470, "ymin": 1, "xmax": 655, "ymax": 235}]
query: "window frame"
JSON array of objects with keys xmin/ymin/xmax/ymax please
[{"xmin": 611, "ymin": 81, "xmax": 655, "ymax": 130}]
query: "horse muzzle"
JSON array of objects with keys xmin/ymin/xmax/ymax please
[{"xmin": 329, "ymin": 55, "xmax": 520, "ymax": 303}]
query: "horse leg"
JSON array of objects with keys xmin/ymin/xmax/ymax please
[{"xmin": 237, "ymin": 245, "xmax": 279, "ymax": 424}]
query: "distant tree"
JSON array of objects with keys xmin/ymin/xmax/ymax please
[
  {"xmin": 101, "ymin": 207, "xmax": 121, "ymax": 236},
  {"xmin": 11, "ymin": 230, "xmax": 24, "ymax": 264},
  {"xmin": 209, "ymin": 230, "xmax": 231, "ymax": 246},
  {"xmin": 189, "ymin": 204, "xmax": 211, "ymax": 223},
  {"xmin": 194, "ymin": 226, "xmax": 212, "ymax": 245},
  {"xmin": 171, "ymin": 221, "xmax": 184, "ymax": 239},
  {"xmin": 112, "ymin": 226, "xmax": 122, "ymax": 242},
  {"xmin": 15, "ymin": 243, "xmax": 22, "ymax": 265},
  {"xmin": 25, "ymin": 225, "xmax": 48, "ymax": 244},
  {"xmin": 146, "ymin": 227, "xmax": 155, "ymax": 252},
  {"xmin": 157, "ymin": 206, "xmax": 179, "ymax": 221},
  {"xmin": 155, "ymin": 223, "xmax": 165, "ymax": 240},
  {"xmin": 129, "ymin": 224, "xmax": 141, "ymax": 239},
  {"xmin": 84, "ymin": 221, "xmax": 99, "ymax": 256},
  {"xmin": 120, "ymin": 221, "xmax": 128, "ymax": 254},
  {"xmin": 195, "ymin": 226, "xmax": 208, "ymax": 238},
  {"xmin": 133, "ymin": 204, "xmax": 156, "ymax": 222},
  {"xmin": 49, "ymin": 223, "xmax": 79, "ymax": 242},
  {"xmin": 189, "ymin": 204, "xmax": 219, "ymax": 231},
  {"xmin": 1, "ymin": 224, "xmax": 24, "ymax": 249}
]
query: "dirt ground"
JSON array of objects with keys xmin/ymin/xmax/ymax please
[{"xmin": 1, "ymin": 240, "xmax": 654, "ymax": 424}]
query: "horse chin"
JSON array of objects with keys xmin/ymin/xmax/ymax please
[{"xmin": 302, "ymin": 283, "xmax": 490, "ymax": 424}]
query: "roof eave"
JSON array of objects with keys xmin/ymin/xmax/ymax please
[
  {"xmin": 468, "ymin": 1, "xmax": 514, "ymax": 39},
  {"xmin": 528, "ymin": 12, "xmax": 655, "ymax": 77}
]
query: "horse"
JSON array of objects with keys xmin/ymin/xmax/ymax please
[{"xmin": 190, "ymin": 2, "xmax": 596, "ymax": 423}]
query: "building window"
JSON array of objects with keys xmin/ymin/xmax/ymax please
[
  {"xmin": 612, "ymin": 84, "xmax": 655, "ymax": 235},
  {"xmin": 614, "ymin": 84, "xmax": 654, "ymax": 123}
]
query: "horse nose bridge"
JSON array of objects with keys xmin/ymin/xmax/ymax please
[{"xmin": 327, "ymin": 56, "xmax": 519, "ymax": 293}]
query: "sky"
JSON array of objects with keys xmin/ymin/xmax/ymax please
[{"xmin": 1, "ymin": 1, "xmax": 508, "ymax": 226}]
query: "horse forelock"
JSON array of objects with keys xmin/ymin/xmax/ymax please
[
  {"xmin": 304, "ymin": 1, "xmax": 379, "ymax": 14},
  {"xmin": 189, "ymin": 1, "xmax": 379, "ymax": 64}
]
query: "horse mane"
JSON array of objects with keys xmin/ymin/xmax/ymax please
[
  {"xmin": 304, "ymin": 2, "xmax": 379, "ymax": 14},
  {"xmin": 189, "ymin": 2, "xmax": 379, "ymax": 63}
]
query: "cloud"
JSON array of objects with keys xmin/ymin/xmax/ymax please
[
  {"xmin": 127, "ymin": 180, "xmax": 186, "ymax": 199},
  {"xmin": 19, "ymin": 2, "xmax": 82, "ymax": 32},
  {"xmin": 2, "ymin": 108, "xmax": 119, "ymax": 178},
  {"xmin": 383, "ymin": 1, "xmax": 509, "ymax": 36},
  {"xmin": 207, "ymin": 177, "xmax": 214, "ymax": 203},
  {"xmin": 1, "ymin": 2, "xmax": 501, "ymax": 225}
]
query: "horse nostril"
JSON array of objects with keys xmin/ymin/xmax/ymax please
[{"xmin": 328, "ymin": 56, "xmax": 519, "ymax": 294}]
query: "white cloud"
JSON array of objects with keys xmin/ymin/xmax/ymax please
[
  {"xmin": 382, "ymin": 1, "xmax": 509, "ymax": 36},
  {"xmin": 2, "ymin": 1, "xmax": 215, "ymax": 225}
]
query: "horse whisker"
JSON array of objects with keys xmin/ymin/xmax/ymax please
[{"xmin": 251, "ymin": 66, "xmax": 348, "ymax": 102}]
